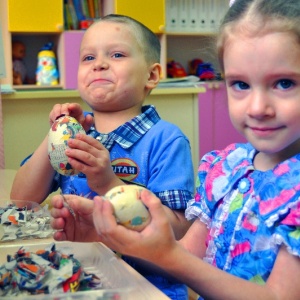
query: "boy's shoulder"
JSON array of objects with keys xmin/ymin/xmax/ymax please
[{"xmin": 151, "ymin": 119, "xmax": 187, "ymax": 136}]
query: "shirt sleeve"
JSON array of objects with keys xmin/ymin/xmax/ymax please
[{"xmin": 146, "ymin": 123, "xmax": 195, "ymax": 210}]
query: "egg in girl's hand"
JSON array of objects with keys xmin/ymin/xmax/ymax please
[
  {"xmin": 48, "ymin": 115, "xmax": 86, "ymax": 176},
  {"xmin": 105, "ymin": 185, "xmax": 151, "ymax": 231}
]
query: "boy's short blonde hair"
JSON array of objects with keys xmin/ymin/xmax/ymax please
[{"xmin": 95, "ymin": 14, "xmax": 161, "ymax": 65}]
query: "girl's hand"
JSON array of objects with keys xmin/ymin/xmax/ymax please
[
  {"xmin": 65, "ymin": 134, "xmax": 121, "ymax": 194},
  {"xmin": 49, "ymin": 103, "xmax": 93, "ymax": 132},
  {"xmin": 51, "ymin": 194, "xmax": 101, "ymax": 242},
  {"xmin": 92, "ymin": 189, "xmax": 177, "ymax": 263}
]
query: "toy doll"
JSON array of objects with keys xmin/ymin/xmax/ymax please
[
  {"xmin": 12, "ymin": 41, "xmax": 27, "ymax": 85},
  {"xmin": 36, "ymin": 42, "xmax": 59, "ymax": 86}
]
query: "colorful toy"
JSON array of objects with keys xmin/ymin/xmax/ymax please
[
  {"xmin": 189, "ymin": 58, "xmax": 216, "ymax": 80},
  {"xmin": 36, "ymin": 42, "xmax": 59, "ymax": 86},
  {"xmin": 189, "ymin": 58, "xmax": 204, "ymax": 75},
  {"xmin": 196, "ymin": 62, "xmax": 215, "ymax": 80},
  {"xmin": 167, "ymin": 60, "xmax": 187, "ymax": 78}
]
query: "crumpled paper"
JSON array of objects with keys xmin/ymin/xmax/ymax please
[
  {"xmin": 0, "ymin": 243, "xmax": 101, "ymax": 296},
  {"xmin": 0, "ymin": 202, "xmax": 54, "ymax": 242}
]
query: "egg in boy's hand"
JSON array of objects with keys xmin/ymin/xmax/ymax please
[
  {"xmin": 48, "ymin": 115, "xmax": 86, "ymax": 176},
  {"xmin": 105, "ymin": 185, "xmax": 151, "ymax": 231}
]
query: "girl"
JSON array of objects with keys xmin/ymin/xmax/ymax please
[{"xmin": 92, "ymin": 0, "xmax": 300, "ymax": 299}]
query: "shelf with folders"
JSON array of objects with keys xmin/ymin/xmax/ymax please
[{"xmin": 165, "ymin": 0, "xmax": 229, "ymax": 35}]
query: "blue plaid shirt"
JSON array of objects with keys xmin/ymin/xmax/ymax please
[{"xmin": 20, "ymin": 105, "xmax": 194, "ymax": 210}]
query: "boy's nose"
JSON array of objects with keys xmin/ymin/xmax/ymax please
[{"xmin": 93, "ymin": 58, "xmax": 109, "ymax": 70}]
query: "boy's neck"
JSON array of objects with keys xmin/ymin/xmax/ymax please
[{"xmin": 93, "ymin": 107, "xmax": 142, "ymax": 134}]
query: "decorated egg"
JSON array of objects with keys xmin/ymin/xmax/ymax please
[
  {"xmin": 105, "ymin": 185, "xmax": 151, "ymax": 231},
  {"xmin": 48, "ymin": 115, "xmax": 86, "ymax": 176}
]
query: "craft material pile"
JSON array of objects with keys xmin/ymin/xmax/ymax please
[
  {"xmin": 0, "ymin": 243, "xmax": 101, "ymax": 296},
  {"xmin": 0, "ymin": 202, "xmax": 53, "ymax": 242}
]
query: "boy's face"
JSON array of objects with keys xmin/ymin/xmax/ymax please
[{"xmin": 78, "ymin": 21, "xmax": 154, "ymax": 112}]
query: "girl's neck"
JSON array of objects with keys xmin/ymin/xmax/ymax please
[
  {"xmin": 254, "ymin": 147, "xmax": 300, "ymax": 171},
  {"xmin": 253, "ymin": 152, "xmax": 279, "ymax": 171}
]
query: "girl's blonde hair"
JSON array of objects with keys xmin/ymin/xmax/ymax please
[{"xmin": 217, "ymin": 0, "xmax": 300, "ymax": 71}]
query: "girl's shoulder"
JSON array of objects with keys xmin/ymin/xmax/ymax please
[{"xmin": 199, "ymin": 142, "xmax": 255, "ymax": 172}]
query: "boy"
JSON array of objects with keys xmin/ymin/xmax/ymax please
[{"xmin": 12, "ymin": 15, "xmax": 194, "ymax": 299}]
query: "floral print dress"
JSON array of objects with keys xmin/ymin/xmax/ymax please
[{"xmin": 185, "ymin": 143, "xmax": 300, "ymax": 284}]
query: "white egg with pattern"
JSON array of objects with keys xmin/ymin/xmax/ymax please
[
  {"xmin": 48, "ymin": 115, "xmax": 86, "ymax": 176},
  {"xmin": 105, "ymin": 185, "xmax": 151, "ymax": 231}
]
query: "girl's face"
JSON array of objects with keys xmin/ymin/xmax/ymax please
[
  {"xmin": 77, "ymin": 21, "xmax": 157, "ymax": 113},
  {"xmin": 224, "ymin": 31, "xmax": 300, "ymax": 163}
]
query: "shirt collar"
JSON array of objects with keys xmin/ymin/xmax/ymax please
[{"xmin": 87, "ymin": 105, "xmax": 160, "ymax": 150}]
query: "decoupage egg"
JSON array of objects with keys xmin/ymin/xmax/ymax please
[
  {"xmin": 48, "ymin": 115, "xmax": 86, "ymax": 176},
  {"xmin": 105, "ymin": 185, "xmax": 151, "ymax": 231}
]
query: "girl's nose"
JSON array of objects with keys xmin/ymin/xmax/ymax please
[{"xmin": 247, "ymin": 90, "xmax": 274, "ymax": 119}]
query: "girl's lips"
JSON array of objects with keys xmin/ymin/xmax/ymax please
[{"xmin": 249, "ymin": 126, "xmax": 283, "ymax": 137}]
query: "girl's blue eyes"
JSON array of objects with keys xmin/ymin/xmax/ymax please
[
  {"xmin": 276, "ymin": 79, "xmax": 294, "ymax": 90},
  {"xmin": 231, "ymin": 81, "xmax": 249, "ymax": 90},
  {"xmin": 230, "ymin": 79, "xmax": 295, "ymax": 91}
]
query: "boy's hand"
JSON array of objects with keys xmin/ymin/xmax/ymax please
[
  {"xmin": 49, "ymin": 103, "xmax": 93, "ymax": 132},
  {"xmin": 65, "ymin": 134, "xmax": 121, "ymax": 194},
  {"xmin": 50, "ymin": 194, "xmax": 101, "ymax": 242}
]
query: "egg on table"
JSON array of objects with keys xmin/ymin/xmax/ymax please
[
  {"xmin": 48, "ymin": 115, "xmax": 86, "ymax": 176},
  {"xmin": 105, "ymin": 185, "xmax": 151, "ymax": 231}
]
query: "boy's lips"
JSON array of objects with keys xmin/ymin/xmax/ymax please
[{"xmin": 90, "ymin": 78, "xmax": 112, "ymax": 85}]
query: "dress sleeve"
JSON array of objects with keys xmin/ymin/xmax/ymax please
[
  {"xmin": 271, "ymin": 201, "xmax": 300, "ymax": 257},
  {"xmin": 185, "ymin": 143, "xmax": 254, "ymax": 224},
  {"xmin": 185, "ymin": 149, "xmax": 221, "ymax": 224}
]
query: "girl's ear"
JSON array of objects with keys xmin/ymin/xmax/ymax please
[{"xmin": 146, "ymin": 63, "xmax": 162, "ymax": 89}]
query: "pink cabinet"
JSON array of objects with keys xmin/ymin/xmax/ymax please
[
  {"xmin": 198, "ymin": 82, "xmax": 246, "ymax": 159},
  {"xmin": 58, "ymin": 31, "xmax": 85, "ymax": 90}
]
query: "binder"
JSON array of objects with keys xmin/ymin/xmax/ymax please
[
  {"xmin": 178, "ymin": 0, "xmax": 188, "ymax": 32},
  {"xmin": 87, "ymin": 0, "xmax": 95, "ymax": 19},
  {"xmin": 73, "ymin": 0, "xmax": 85, "ymax": 21},
  {"xmin": 166, "ymin": 0, "xmax": 179, "ymax": 32},
  {"xmin": 198, "ymin": 0, "xmax": 209, "ymax": 33},
  {"xmin": 68, "ymin": 0, "xmax": 79, "ymax": 29},
  {"xmin": 188, "ymin": 0, "xmax": 201, "ymax": 32},
  {"xmin": 80, "ymin": 0, "xmax": 90, "ymax": 19},
  {"xmin": 208, "ymin": 0, "xmax": 217, "ymax": 33}
]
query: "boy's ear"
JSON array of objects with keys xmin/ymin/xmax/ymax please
[{"xmin": 146, "ymin": 63, "xmax": 162, "ymax": 89}]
